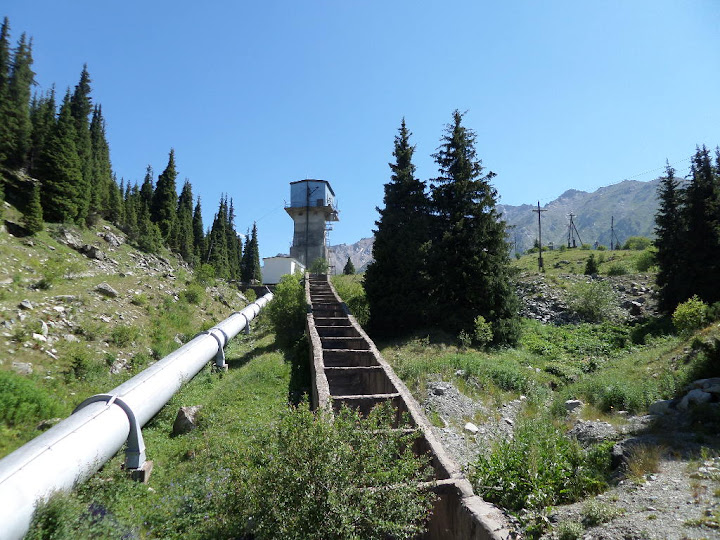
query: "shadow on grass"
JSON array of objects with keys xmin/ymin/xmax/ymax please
[{"xmin": 225, "ymin": 342, "xmax": 278, "ymax": 370}]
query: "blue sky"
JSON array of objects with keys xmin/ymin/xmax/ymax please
[{"xmin": 3, "ymin": 1, "xmax": 719, "ymax": 259}]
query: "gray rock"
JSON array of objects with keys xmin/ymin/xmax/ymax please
[
  {"xmin": 464, "ymin": 422, "xmax": 479, "ymax": 434},
  {"xmin": 11, "ymin": 361, "xmax": 33, "ymax": 375},
  {"xmin": 678, "ymin": 388, "xmax": 712, "ymax": 411},
  {"xmin": 40, "ymin": 320, "xmax": 49, "ymax": 337},
  {"xmin": 648, "ymin": 400, "xmax": 674, "ymax": 415},
  {"xmin": 569, "ymin": 419, "xmax": 617, "ymax": 446},
  {"xmin": 565, "ymin": 399, "xmax": 584, "ymax": 412},
  {"xmin": 18, "ymin": 299, "xmax": 33, "ymax": 310},
  {"xmin": 58, "ymin": 229, "xmax": 84, "ymax": 250},
  {"xmin": 172, "ymin": 406, "xmax": 203, "ymax": 436},
  {"xmin": 95, "ymin": 282, "xmax": 119, "ymax": 298},
  {"xmin": 99, "ymin": 231, "xmax": 123, "ymax": 247},
  {"xmin": 82, "ymin": 245, "xmax": 106, "ymax": 260}
]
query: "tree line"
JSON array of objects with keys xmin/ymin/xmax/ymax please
[
  {"xmin": 0, "ymin": 16, "xmax": 262, "ymax": 283},
  {"xmin": 655, "ymin": 145, "xmax": 720, "ymax": 313},
  {"xmin": 364, "ymin": 111, "xmax": 519, "ymax": 346}
]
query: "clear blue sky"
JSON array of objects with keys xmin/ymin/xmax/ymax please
[{"xmin": 4, "ymin": 1, "xmax": 720, "ymax": 259}]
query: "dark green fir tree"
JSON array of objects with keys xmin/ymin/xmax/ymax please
[
  {"xmin": 192, "ymin": 197, "xmax": 205, "ymax": 263},
  {"xmin": 207, "ymin": 197, "xmax": 230, "ymax": 278},
  {"xmin": 174, "ymin": 179, "xmax": 195, "ymax": 263},
  {"xmin": 241, "ymin": 222, "xmax": 262, "ymax": 283},
  {"xmin": 151, "ymin": 149, "xmax": 178, "ymax": 241},
  {"xmin": 226, "ymin": 198, "xmax": 243, "ymax": 280},
  {"xmin": 139, "ymin": 166, "xmax": 154, "ymax": 214},
  {"xmin": 89, "ymin": 105, "xmax": 113, "ymax": 216},
  {"xmin": 364, "ymin": 119, "xmax": 432, "ymax": 336},
  {"xmin": 428, "ymin": 110, "xmax": 519, "ymax": 345},
  {"xmin": 69, "ymin": 65, "xmax": 92, "ymax": 223},
  {"xmin": 0, "ymin": 31, "xmax": 34, "ymax": 168},
  {"xmin": 343, "ymin": 256, "xmax": 355, "ymax": 275},
  {"xmin": 22, "ymin": 180, "xmax": 43, "ymax": 234},
  {"xmin": 28, "ymin": 86, "xmax": 56, "ymax": 176},
  {"xmin": 37, "ymin": 89, "xmax": 82, "ymax": 223}
]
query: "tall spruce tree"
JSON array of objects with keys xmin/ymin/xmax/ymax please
[
  {"xmin": 89, "ymin": 105, "xmax": 113, "ymax": 216},
  {"xmin": 226, "ymin": 198, "xmax": 243, "ymax": 280},
  {"xmin": 241, "ymin": 222, "xmax": 262, "ymax": 283},
  {"xmin": 343, "ymin": 256, "xmax": 355, "ymax": 275},
  {"xmin": 428, "ymin": 110, "xmax": 519, "ymax": 345},
  {"xmin": 364, "ymin": 119, "xmax": 432, "ymax": 336},
  {"xmin": 174, "ymin": 180, "xmax": 195, "ymax": 263},
  {"xmin": 139, "ymin": 165, "xmax": 154, "ymax": 213},
  {"xmin": 0, "ymin": 32, "xmax": 34, "ymax": 168},
  {"xmin": 123, "ymin": 182, "xmax": 139, "ymax": 240},
  {"xmin": 28, "ymin": 86, "xmax": 56, "ymax": 175},
  {"xmin": 37, "ymin": 90, "xmax": 82, "ymax": 223},
  {"xmin": 654, "ymin": 162, "xmax": 688, "ymax": 312},
  {"xmin": 22, "ymin": 180, "xmax": 43, "ymax": 234},
  {"xmin": 683, "ymin": 146, "xmax": 720, "ymax": 305},
  {"xmin": 0, "ymin": 17, "xmax": 12, "ymax": 164},
  {"xmin": 107, "ymin": 174, "xmax": 123, "ymax": 225},
  {"xmin": 69, "ymin": 65, "xmax": 92, "ymax": 223},
  {"xmin": 192, "ymin": 197, "xmax": 205, "ymax": 263},
  {"xmin": 207, "ymin": 197, "xmax": 230, "ymax": 278},
  {"xmin": 151, "ymin": 149, "xmax": 178, "ymax": 241}
]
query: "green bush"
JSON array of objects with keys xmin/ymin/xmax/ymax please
[
  {"xmin": 566, "ymin": 281, "xmax": 618, "ymax": 322},
  {"xmin": 673, "ymin": 295, "xmax": 708, "ymax": 337},
  {"xmin": 244, "ymin": 288, "xmax": 257, "ymax": 303},
  {"xmin": 634, "ymin": 248, "xmax": 656, "ymax": 272},
  {"xmin": 266, "ymin": 273, "xmax": 306, "ymax": 347},
  {"xmin": 332, "ymin": 275, "xmax": 369, "ymax": 327},
  {"xmin": 0, "ymin": 371, "xmax": 59, "ymax": 426},
  {"xmin": 237, "ymin": 403, "xmax": 434, "ymax": 539},
  {"xmin": 473, "ymin": 315, "xmax": 493, "ymax": 347},
  {"xmin": 472, "ymin": 417, "xmax": 608, "ymax": 512},
  {"xmin": 309, "ymin": 257, "xmax": 328, "ymax": 274},
  {"xmin": 193, "ymin": 263, "xmax": 216, "ymax": 286},
  {"xmin": 623, "ymin": 236, "xmax": 652, "ymax": 250},
  {"xmin": 605, "ymin": 263, "xmax": 628, "ymax": 276},
  {"xmin": 109, "ymin": 324, "xmax": 141, "ymax": 346},
  {"xmin": 180, "ymin": 283, "xmax": 204, "ymax": 305}
]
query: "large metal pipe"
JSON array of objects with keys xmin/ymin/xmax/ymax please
[{"xmin": 0, "ymin": 292, "xmax": 273, "ymax": 540}]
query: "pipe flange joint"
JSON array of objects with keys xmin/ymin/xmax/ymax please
[{"xmin": 73, "ymin": 394, "xmax": 146, "ymax": 470}]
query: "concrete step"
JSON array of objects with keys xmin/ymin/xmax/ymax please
[
  {"xmin": 312, "ymin": 317, "xmax": 352, "ymax": 327},
  {"xmin": 323, "ymin": 349, "xmax": 379, "ymax": 367},
  {"xmin": 320, "ymin": 336, "xmax": 370, "ymax": 350},
  {"xmin": 325, "ymin": 366, "xmax": 397, "ymax": 395},
  {"xmin": 315, "ymin": 325, "xmax": 362, "ymax": 338}
]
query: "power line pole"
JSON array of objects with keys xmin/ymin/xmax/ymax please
[
  {"xmin": 567, "ymin": 212, "xmax": 582, "ymax": 248},
  {"xmin": 532, "ymin": 201, "xmax": 547, "ymax": 271},
  {"xmin": 610, "ymin": 216, "xmax": 621, "ymax": 250}
]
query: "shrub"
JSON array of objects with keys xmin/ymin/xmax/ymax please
[
  {"xmin": 265, "ymin": 273, "xmax": 306, "ymax": 347},
  {"xmin": 0, "ymin": 371, "xmax": 59, "ymax": 426},
  {"xmin": 193, "ymin": 263, "xmax": 216, "ymax": 286},
  {"xmin": 309, "ymin": 257, "xmax": 328, "ymax": 274},
  {"xmin": 672, "ymin": 296, "xmax": 708, "ymax": 337},
  {"xmin": 473, "ymin": 315, "xmax": 493, "ymax": 347},
  {"xmin": 584, "ymin": 254, "xmax": 599, "ymax": 275},
  {"xmin": 556, "ymin": 521, "xmax": 584, "ymax": 540},
  {"xmin": 237, "ymin": 403, "xmax": 434, "ymax": 539},
  {"xmin": 180, "ymin": 283, "xmax": 204, "ymax": 305},
  {"xmin": 35, "ymin": 255, "xmax": 81, "ymax": 290},
  {"xmin": 332, "ymin": 275, "xmax": 369, "ymax": 327},
  {"xmin": 244, "ymin": 288, "xmax": 257, "ymax": 303},
  {"xmin": 109, "ymin": 324, "xmax": 141, "ymax": 346},
  {"xmin": 566, "ymin": 281, "xmax": 618, "ymax": 322},
  {"xmin": 472, "ymin": 417, "xmax": 608, "ymax": 512},
  {"xmin": 623, "ymin": 236, "xmax": 652, "ymax": 250},
  {"xmin": 635, "ymin": 248, "xmax": 656, "ymax": 272},
  {"xmin": 605, "ymin": 263, "xmax": 628, "ymax": 276},
  {"xmin": 130, "ymin": 293, "xmax": 148, "ymax": 306},
  {"xmin": 581, "ymin": 498, "xmax": 623, "ymax": 526}
]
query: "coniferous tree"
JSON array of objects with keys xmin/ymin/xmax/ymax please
[
  {"xmin": 682, "ymin": 146, "xmax": 720, "ymax": 305},
  {"xmin": 207, "ymin": 198, "xmax": 230, "ymax": 278},
  {"xmin": 343, "ymin": 256, "xmax": 355, "ymax": 275},
  {"xmin": 22, "ymin": 180, "xmax": 43, "ymax": 234},
  {"xmin": 226, "ymin": 198, "xmax": 244, "ymax": 280},
  {"xmin": 89, "ymin": 105, "xmax": 113, "ymax": 215},
  {"xmin": 654, "ymin": 163, "xmax": 687, "ymax": 312},
  {"xmin": 136, "ymin": 203, "xmax": 163, "ymax": 254},
  {"xmin": 192, "ymin": 198, "xmax": 205, "ymax": 263},
  {"xmin": 174, "ymin": 180, "xmax": 195, "ymax": 263},
  {"xmin": 0, "ymin": 175, "xmax": 5, "ymax": 221},
  {"xmin": 107, "ymin": 174, "xmax": 123, "ymax": 225},
  {"xmin": 151, "ymin": 149, "xmax": 178, "ymax": 241},
  {"xmin": 28, "ymin": 86, "xmax": 55, "ymax": 175},
  {"xmin": 364, "ymin": 119, "xmax": 432, "ymax": 336},
  {"xmin": 0, "ymin": 32, "xmax": 34, "ymax": 168},
  {"xmin": 37, "ymin": 90, "xmax": 82, "ymax": 223},
  {"xmin": 241, "ymin": 222, "xmax": 262, "ymax": 283},
  {"xmin": 428, "ymin": 110, "xmax": 519, "ymax": 344},
  {"xmin": 0, "ymin": 18, "xmax": 12, "ymax": 164},
  {"xmin": 139, "ymin": 166, "xmax": 154, "ymax": 214},
  {"xmin": 123, "ymin": 183, "xmax": 139, "ymax": 240},
  {"xmin": 69, "ymin": 65, "xmax": 92, "ymax": 223}
]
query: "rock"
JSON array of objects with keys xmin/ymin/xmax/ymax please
[
  {"xmin": 11, "ymin": 361, "xmax": 33, "ymax": 375},
  {"xmin": 172, "ymin": 406, "xmax": 202, "ymax": 436},
  {"xmin": 464, "ymin": 422, "xmax": 479, "ymax": 434},
  {"xmin": 98, "ymin": 231, "xmax": 123, "ymax": 247},
  {"xmin": 569, "ymin": 420, "xmax": 616, "ymax": 446},
  {"xmin": 110, "ymin": 358, "xmax": 130, "ymax": 374},
  {"xmin": 32, "ymin": 333, "xmax": 47, "ymax": 342},
  {"xmin": 18, "ymin": 299, "xmax": 33, "ymax": 310},
  {"xmin": 649, "ymin": 399, "xmax": 674, "ymax": 415},
  {"xmin": 40, "ymin": 320, "xmax": 49, "ymax": 336},
  {"xmin": 95, "ymin": 282, "xmax": 119, "ymax": 298},
  {"xmin": 64, "ymin": 334, "xmax": 80, "ymax": 343},
  {"xmin": 36, "ymin": 418, "xmax": 62, "ymax": 431},
  {"xmin": 565, "ymin": 399, "xmax": 584, "ymax": 412},
  {"xmin": 678, "ymin": 389, "xmax": 712, "ymax": 411},
  {"xmin": 58, "ymin": 229, "xmax": 84, "ymax": 250},
  {"xmin": 82, "ymin": 245, "xmax": 106, "ymax": 261},
  {"xmin": 705, "ymin": 385, "xmax": 720, "ymax": 395}
]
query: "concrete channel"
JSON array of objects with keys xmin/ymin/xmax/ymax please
[{"xmin": 305, "ymin": 274, "xmax": 513, "ymax": 539}]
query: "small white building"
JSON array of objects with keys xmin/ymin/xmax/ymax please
[{"xmin": 261, "ymin": 256, "xmax": 305, "ymax": 285}]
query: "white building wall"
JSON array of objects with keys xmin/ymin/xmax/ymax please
[{"xmin": 261, "ymin": 257, "xmax": 305, "ymax": 285}]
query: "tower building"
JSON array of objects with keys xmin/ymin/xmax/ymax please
[{"xmin": 285, "ymin": 179, "xmax": 339, "ymax": 267}]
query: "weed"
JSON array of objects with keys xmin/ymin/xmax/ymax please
[
  {"xmin": 581, "ymin": 498, "xmax": 623, "ymax": 526},
  {"xmin": 109, "ymin": 324, "xmax": 140, "ymax": 346},
  {"xmin": 180, "ymin": 283, "xmax": 204, "ymax": 305},
  {"xmin": 130, "ymin": 293, "xmax": 148, "ymax": 306},
  {"xmin": 606, "ymin": 263, "xmax": 628, "ymax": 276},
  {"xmin": 331, "ymin": 274, "xmax": 369, "ymax": 327},
  {"xmin": 0, "ymin": 371, "xmax": 59, "ymax": 426},
  {"xmin": 566, "ymin": 280, "xmax": 619, "ymax": 323},
  {"xmin": 555, "ymin": 521, "xmax": 583, "ymax": 540},
  {"xmin": 673, "ymin": 296, "xmax": 708, "ymax": 337},
  {"xmin": 626, "ymin": 444, "xmax": 663, "ymax": 480}
]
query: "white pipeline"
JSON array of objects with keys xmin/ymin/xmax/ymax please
[{"xmin": 0, "ymin": 292, "xmax": 273, "ymax": 540}]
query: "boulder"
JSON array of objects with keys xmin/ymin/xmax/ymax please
[
  {"xmin": 95, "ymin": 282, "xmax": 119, "ymax": 298},
  {"xmin": 648, "ymin": 399, "xmax": 674, "ymax": 415},
  {"xmin": 18, "ymin": 299, "xmax": 33, "ymax": 310},
  {"xmin": 82, "ymin": 245, "xmax": 106, "ymax": 261},
  {"xmin": 464, "ymin": 422, "xmax": 479, "ymax": 434},
  {"xmin": 678, "ymin": 389, "xmax": 712, "ymax": 411},
  {"xmin": 569, "ymin": 419, "xmax": 616, "ymax": 446},
  {"xmin": 172, "ymin": 406, "xmax": 202, "ymax": 436},
  {"xmin": 565, "ymin": 399, "xmax": 584, "ymax": 412},
  {"xmin": 11, "ymin": 362, "xmax": 33, "ymax": 375}
]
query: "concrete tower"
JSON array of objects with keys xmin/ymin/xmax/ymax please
[{"xmin": 285, "ymin": 179, "xmax": 339, "ymax": 267}]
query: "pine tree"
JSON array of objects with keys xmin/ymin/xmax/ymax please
[
  {"xmin": 89, "ymin": 105, "xmax": 113, "ymax": 216},
  {"xmin": 241, "ymin": 222, "xmax": 262, "ymax": 283},
  {"xmin": 37, "ymin": 90, "xmax": 82, "ymax": 223},
  {"xmin": 174, "ymin": 180, "xmax": 195, "ymax": 263},
  {"xmin": 123, "ymin": 182, "xmax": 139, "ymax": 240},
  {"xmin": 22, "ymin": 180, "xmax": 43, "ymax": 234},
  {"xmin": 584, "ymin": 253, "xmax": 599, "ymax": 275},
  {"xmin": 28, "ymin": 86, "xmax": 56, "ymax": 176},
  {"xmin": 0, "ymin": 17, "xmax": 12, "ymax": 164},
  {"xmin": 364, "ymin": 119, "xmax": 432, "ymax": 336},
  {"xmin": 226, "ymin": 198, "xmax": 243, "ymax": 280},
  {"xmin": 207, "ymin": 198, "xmax": 230, "ymax": 278},
  {"xmin": 107, "ymin": 174, "xmax": 123, "ymax": 225},
  {"xmin": 343, "ymin": 256, "xmax": 355, "ymax": 275},
  {"xmin": 139, "ymin": 166, "xmax": 154, "ymax": 214},
  {"xmin": 0, "ymin": 32, "xmax": 34, "ymax": 168},
  {"xmin": 682, "ymin": 146, "xmax": 720, "ymax": 305},
  {"xmin": 69, "ymin": 65, "xmax": 92, "ymax": 223},
  {"xmin": 151, "ymin": 149, "xmax": 178, "ymax": 241},
  {"xmin": 137, "ymin": 203, "xmax": 163, "ymax": 253},
  {"xmin": 654, "ymin": 162, "xmax": 688, "ymax": 312},
  {"xmin": 192, "ymin": 198, "xmax": 205, "ymax": 263},
  {"xmin": 428, "ymin": 110, "xmax": 519, "ymax": 345}
]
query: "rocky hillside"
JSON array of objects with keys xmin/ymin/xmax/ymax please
[{"xmin": 329, "ymin": 237, "xmax": 374, "ymax": 273}]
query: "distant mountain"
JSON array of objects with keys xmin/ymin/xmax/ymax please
[
  {"xmin": 330, "ymin": 178, "xmax": 662, "ymax": 272},
  {"xmin": 499, "ymin": 178, "xmax": 661, "ymax": 254}
]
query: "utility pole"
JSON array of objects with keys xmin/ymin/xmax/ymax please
[
  {"xmin": 610, "ymin": 216, "xmax": 621, "ymax": 250},
  {"xmin": 532, "ymin": 201, "xmax": 547, "ymax": 271},
  {"xmin": 567, "ymin": 212, "xmax": 582, "ymax": 248}
]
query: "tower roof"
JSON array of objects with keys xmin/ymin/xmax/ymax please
[{"xmin": 289, "ymin": 179, "xmax": 336, "ymax": 197}]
